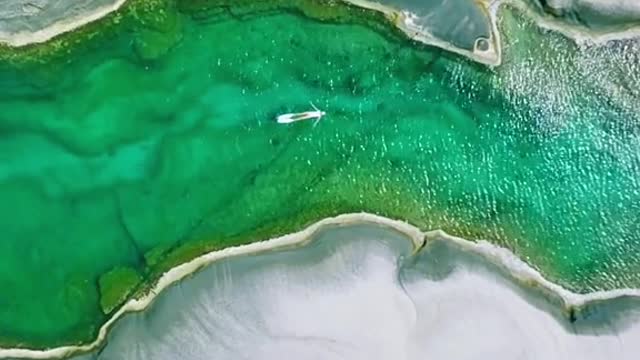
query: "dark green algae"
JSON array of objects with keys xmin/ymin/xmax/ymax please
[{"xmin": 1, "ymin": 0, "xmax": 640, "ymax": 351}]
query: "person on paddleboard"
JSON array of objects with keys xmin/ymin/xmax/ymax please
[{"xmin": 276, "ymin": 102, "xmax": 325, "ymax": 126}]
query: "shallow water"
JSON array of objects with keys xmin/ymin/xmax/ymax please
[
  {"xmin": 0, "ymin": 0, "xmax": 639, "ymax": 349},
  {"xmin": 378, "ymin": 0, "xmax": 492, "ymax": 50},
  {"xmin": 67, "ymin": 223, "xmax": 640, "ymax": 360}
]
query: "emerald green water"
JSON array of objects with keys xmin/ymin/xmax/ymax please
[{"xmin": 1, "ymin": 0, "xmax": 639, "ymax": 349}]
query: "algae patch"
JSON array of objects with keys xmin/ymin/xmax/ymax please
[{"xmin": 98, "ymin": 267, "xmax": 143, "ymax": 314}]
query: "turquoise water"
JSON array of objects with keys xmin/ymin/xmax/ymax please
[{"xmin": 0, "ymin": 0, "xmax": 639, "ymax": 349}]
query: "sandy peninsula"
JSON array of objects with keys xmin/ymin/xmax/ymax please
[
  {"xmin": 2, "ymin": 213, "xmax": 639, "ymax": 359},
  {"xmin": 70, "ymin": 217, "xmax": 640, "ymax": 360}
]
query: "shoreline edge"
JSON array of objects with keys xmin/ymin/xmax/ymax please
[{"xmin": 2, "ymin": 212, "xmax": 639, "ymax": 359}]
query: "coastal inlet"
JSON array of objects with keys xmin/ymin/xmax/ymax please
[{"xmin": 0, "ymin": 0, "xmax": 639, "ymax": 354}]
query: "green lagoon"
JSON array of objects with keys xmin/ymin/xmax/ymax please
[{"xmin": 0, "ymin": 0, "xmax": 639, "ymax": 351}]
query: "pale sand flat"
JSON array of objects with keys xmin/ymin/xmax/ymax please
[{"xmin": 68, "ymin": 222, "xmax": 640, "ymax": 360}]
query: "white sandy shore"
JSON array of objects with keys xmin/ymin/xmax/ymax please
[
  {"xmin": 0, "ymin": 0, "xmax": 126, "ymax": 47},
  {"xmin": 0, "ymin": 0, "xmax": 638, "ymax": 65},
  {"xmin": 506, "ymin": 0, "xmax": 640, "ymax": 45},
  {"xmin": 0, "ymin": 0, "xmax": 502, "ymax": 65},
  {"xmin": 2, "ymin": 212, "xmax": 640, "ymax": 359},
  {"xmin": 339, "ymin": 0, "xmax": 502, "ymax": 66},
  {"xmin": 71, "ymin": 218, "xmax": 640, "ymax": 360}
]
